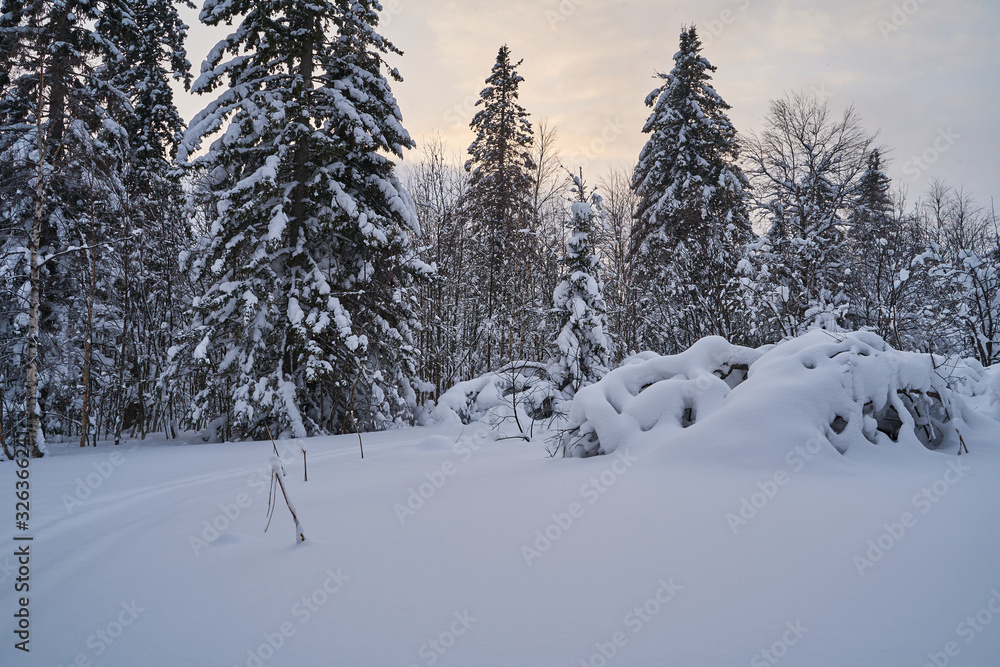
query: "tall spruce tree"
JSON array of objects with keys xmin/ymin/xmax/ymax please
[
  {"xmin": 630, "ymin": 26, "xmax": 751, "ymax": 354},
  {"xmin": 551, "ymin": 173, "xmax": 612, "ymax": 396},
  {"xmin": 460, "ymin": 45, "xmax": 536, "ymax": 372},
  {"xmin": 179, "ymin": 0, "xmax": 428, "ymax": 440}
]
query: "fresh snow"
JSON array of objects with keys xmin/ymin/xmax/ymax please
[
  {"xmin": 3, "ymin": 369, "xmax": 1000, "ymax": 665},
  {"xmin": 563, "ymin": 330, "xmax": 996, "ymax": 460}
]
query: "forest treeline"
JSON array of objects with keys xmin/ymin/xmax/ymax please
[{"xmin": 1, "ymin": 2, "xmax": 996, "ymax": 457}]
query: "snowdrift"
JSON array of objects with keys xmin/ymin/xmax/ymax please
[
  {"xmin": 562, "ymin": 330, "xmax": 1000, "ymax": 458},
  {"xmin": 425, "ymin": 361, "xmax": 560, "ymax": 430}
]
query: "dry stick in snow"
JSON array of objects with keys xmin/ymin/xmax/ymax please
[
  {"xmin": 263, "ymin": 424, "xmax": 305, "ymax": 543},
  {"xmin": 270, "ymin": 458, "xmax": 306, "ymax": 544},
  {"xmin": 261, "ymin": 423, "xmax": 306, "ymax": 542},
  {"xmin": 344, "ymin": 318, "xmax": 375, "ymax": 460},
  {"xmin": 263, "ymin": 419, "xmax": 307, "ymax": 481},
  {"xmin": 264, "ymin": 423, "xmax": 285, "ymax": 474}
]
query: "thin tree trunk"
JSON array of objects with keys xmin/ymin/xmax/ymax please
[
  {"xmin": 26, "ymin": 117, "xmax": 45, "ymax": 458},
  {"xmin": 79, "ymin": 238, "xmax": 97, "ymax": 447}
]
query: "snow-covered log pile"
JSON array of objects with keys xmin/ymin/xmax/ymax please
[{"xmin": 562, "ymin": 330, "xmax": 1000, "ymax": 458}]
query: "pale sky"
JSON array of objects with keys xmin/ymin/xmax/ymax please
[{"xmin": 176, "ymin": 0, "xmax": 1000, "ymax": 209}]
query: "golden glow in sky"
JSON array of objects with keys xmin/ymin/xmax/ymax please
[{"xmin": 177, "ymin": 0, "xmax": 999, "ymax": 202}]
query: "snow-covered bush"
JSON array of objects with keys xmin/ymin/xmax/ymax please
[
  {"xmin": 424, "ymin": 362, "xmax": 561, "ymax": 435},
  {"xmin": 560, "ymin": 336, "xmax": 761, "ymax": 456},
  {"xmin": 562, "ymin": 330, "xmax": 999, "ymax": 458}
]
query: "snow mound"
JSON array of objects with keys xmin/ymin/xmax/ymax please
[
  {"xmin": 561, "ymin": 336, "xmax": 762, "ymax": 456},
  {"xmin": 563, "ymin": 330, "xmax": 999, "ymax": 458},
  {"xmin": 425, "ymin": 362, "xmax": 559, "ymax": 430}
]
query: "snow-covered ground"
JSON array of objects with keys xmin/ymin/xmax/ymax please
[{"xmin": 3, "ymin": 412, "xmax": 1000, "ymax": 666}]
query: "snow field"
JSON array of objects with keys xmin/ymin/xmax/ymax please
[{"xmin": 2, "ymin": 414, "xmax": 999, "ymax": 666}]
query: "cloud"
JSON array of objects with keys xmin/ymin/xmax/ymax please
[{"xmin": 176, "ymin": 0, "xmax": 999, "ymax": 201}]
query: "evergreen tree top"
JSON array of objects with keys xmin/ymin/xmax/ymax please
[
  {"xmin": 182, "ymin": 0, "xmax": 413, "ymax": 167},
  {"xmin": 848, "ymin": 147, "xmax": 893, "ymax": 237},
  {"xmin": 637, "ymin": 26, "xmax": 737, "ymax": 163},
  {"xmin": 105, "ymin": 0, "xmax": 194, "ymax": 168},
  {"xmin": 482, "ymin": 45, "xmax": 526, "ymax": 92},
  {"xmin": 465, "ymin": 44, "xmax": 534, "ymax": 178},
  {"xmin": 857, "ymin": 149, "xmax": 892, "ymax": 204},
  {"xmin": 631, "ymin": 24, "xmax": 749, "ymax": 252}
]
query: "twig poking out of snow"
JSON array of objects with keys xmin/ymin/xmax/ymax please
[
  {"xmin": 267, "ymin": 456, "xmax": 306, "ymax": 545},
  {"xmin": 300, "ymin": 441, "xmax": 308, "ymax": 482}
]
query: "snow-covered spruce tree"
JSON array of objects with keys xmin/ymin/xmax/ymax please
[
  {"xmin": 843, "ymin": 150, "xmax": 933, "ymax": 350},
  {"xmin": 179, "ymin": 0, "xmax": 429, "ymax": 440},
  {"xmin": 744, "ymin": 92, "xmax": 875, "ymax": 341},
  {"xmin": 551, "ymin": 172, "xmax": 612, "ymax": 396},
  {"xmin": 844, "ymin": 147, "xmax": 894, "ymax": 337},
  {"xmin": 630, "ymin": 25, "xmax": 751, "ymax": 354},
  {"xmin": 460, "ymin": 45, "xmax": 536, "ymax": 373},
  {"xmin": 524, "ymin": 120, "xmax": 569, "ymax": 365},
  {"xmin": 0, "ymin": 0, "xmax": 134, "ymax": 455}
]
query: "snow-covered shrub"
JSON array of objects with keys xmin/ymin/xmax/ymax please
[
  {"xmin": 563, "ymin": 330, "xmax": 998, "ymax": 458},
  {"xmin": 560, "ymin": 336, "xmax": 762, "ymax": 456},
  {"xmin": 425, "ymin": 362, "xmax": 561, "ymax": 433}
]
